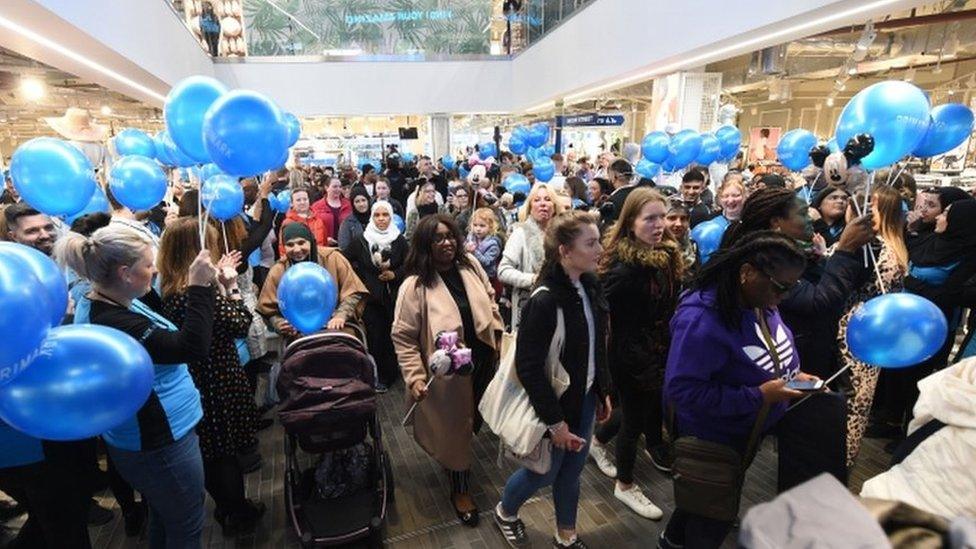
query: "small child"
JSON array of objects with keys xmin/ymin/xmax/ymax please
[{"xmin": 464, "ymin": 208, "xmax": 503, "ymax": 292}]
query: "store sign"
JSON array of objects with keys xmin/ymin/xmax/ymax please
[
  {"xmin": 345, "ymin": 10, "xmax": 453, "ymax": 25},
  {"xmin": 558, "ymin": 113, "xmax": 625, "ymax": 127}
]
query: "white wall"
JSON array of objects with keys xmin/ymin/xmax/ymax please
[
  {"xmin": 511, "ymin": 0, "xmax": 924, "ymax": 110},
  {"xmin": 213, "ymin": 59, "xmax": 512, "ymax": 115}
]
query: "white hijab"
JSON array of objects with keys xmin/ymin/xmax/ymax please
[{"xmin": 363, "ymin": 200, "xmax": 400, "ymax": 249}]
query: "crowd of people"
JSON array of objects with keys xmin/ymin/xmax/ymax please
[{"xmin": 0, "ymin": 143, "xmax": 974, "ymax": 549}]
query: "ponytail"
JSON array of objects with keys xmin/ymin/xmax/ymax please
[{"xmin": 53, "ymin": 225, "xmax": 152, "ymax": 286}]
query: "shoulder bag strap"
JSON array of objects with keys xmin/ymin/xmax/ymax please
[{"xmin": 742, "ymin": 309, "xmax": 783, "ymax": 465}]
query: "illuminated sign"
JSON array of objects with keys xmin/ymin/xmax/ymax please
[{"xmin": 345, "ymin": 10, "xmax": 453, "ymax": 25}]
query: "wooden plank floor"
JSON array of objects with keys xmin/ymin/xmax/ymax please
[{"xmin": 2, "ymin": 382, "xmax": 889, "ymax": 549}]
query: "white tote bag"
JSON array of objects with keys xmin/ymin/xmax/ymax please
[{"xmin": 478, "ymin": 286, "xmax": 569, "ymax": 456}]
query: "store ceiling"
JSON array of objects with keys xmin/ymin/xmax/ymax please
[
  {"xmin": 0, "ymin": 46, "xmax": 162, "ymax": 145},
  {"xmin": 713, "ymin": 1, "xmax": 976, "ymax": 107}
]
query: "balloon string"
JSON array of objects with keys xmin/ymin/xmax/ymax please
[
  {"xmin": 401, "ymin": 377, "xmax": 436, "ymax": 426},
  {"xmin": 886, "ymin": 158, "xmax": 909, "ymax": 187},
  {"xmin": 860, "ymin": 171, "xmax": 876, "ymax": 269},
  {"xmin": 787, "ymin": 362, "xmax": 852, "ymax": 412},
  {"xmin": 221, "ymin": 222, "xmax": 229, "ymax": 254},
  {"xmin": 197, "ymin": 184, "xmax": 205, "ymax": 250}
]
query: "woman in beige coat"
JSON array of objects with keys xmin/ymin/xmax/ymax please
[{"xmin": 392, "ymin": 213, "xmax": 502, "ymax": 527}]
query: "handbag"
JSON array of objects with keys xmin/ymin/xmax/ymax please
[
  {"xmin": 479, "ymin": 286, "xmax": 568, "ymax": 475},
  {"xmin": 671, "ymin": 309, "xmax": 781, "ymax": 522}
]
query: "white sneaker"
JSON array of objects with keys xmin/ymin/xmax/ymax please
[
  {"xmin": 614, "ymin": 484, "xmax": 663, "ymax": 520},
  {"xmin": 588, "ymin": 440, "xmax": 617, "ymax": 478}
]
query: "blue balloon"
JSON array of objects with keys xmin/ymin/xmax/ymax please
[
  {"xmin": 827, "ymin": 138, "xmax": 840, "ymax": 153},
  {"xmin": 509, "ymin": 134, "xmax": 527, "ymax": 155},
  {"xmin": 165, "ymin": 76, "xmax": 228, "ymax": 163},
  {"xmin": 668, "ymin": 130, "xmax": 704, "ymax": 170},
  {"xmin": 479, "ymin": 141, "xmax": 498, "ymax": 160},
  {"xmin": 271, "ymin": 190, "xmax": 291, "ymax": 213},
  {"xmin": 109, "ymin": 155, "xmax": 167, "ymax": 211},
  {"xmin": 401, "ymin": 151, "xmax": 415, "ymax": 164},
  {"xmin": 836, "ymin": 80, "xmax": 930, "ymax": 170},
  {"xmin": 715, "ymin": 125, "xmax": 742, "ymax": 159},
  {"xmin": 283, "ymin": 112, "xmax": 301, "ymax": 146},
  {"xmin": 392, "ymin": 213, "xmax": 406, "ymax": 233},
  {"xmin": 662, "ymin": 156, "xmax": 679, "ymax": 173},
  {"xmin": 114, "ymin": 128, "xmax": 156, "ymax": 158},
  {"xmin": 696, "ymin": 134, "xmax": 722, "ymax": 166},
  {"xmin": 358, "ymin": 159, "xmax": 375, "ymax": 171},
  {"xmin": 0, "ymin": 242, "xmax": 67, "ymax": 329},
  {"xmin": 776, "ymin": 129, "xmax": 819, "ymax": 171},
  {"xmin": 533, "ymin": 157, "xmax": 555, "ymax": 182},
  {"xmin": 913, "ymin": 103, "xmax": 974, "ymax": 158},
  {"xmin": 10, "ymin": 138, "xmax": 96, "ymax": 217},
  {"xmin": 540, "ymin": 144, "xmax": 555, "ymax": 158},
  {"xmin": 458, "ymin": 164, "xmax": 470, "ymax": 179},
  {"xmin": 527, "ymin": 123, "xmax": 549, "ymax": 148},
  {"xmin": 441, "ymin": 154, "xmax": 456, "ymax": 170},
  {"xmin": 65, "ymin": 185, "xmax": 110, "ymax": 225},
  {"xmin": 641, "ymin": 131, "xmax": 671, "ymax": 163},
  {"xmin": 846, "ymin": 293, "xmax": 948, "ymax": 368},
  {"xmin": 635, "ymin": 159, "xmax": 661, "ymax": 179},
  {"xmin": 201, "ymin": 174, "xmax": 244, "ymax": 221},
  {"xmin": 0, "ymin": 251, "xmax": 50, "ymax": 382},
  {"xmin": 203, "ymin": 90, "xmax": 289, "ymax": 177},
  {"xmin": 200, "ymin": 162, "xmax": 223, "ymax": 181},
  {"xmin": 157, "ymin": 130, "xmax": 196, "ymax": 168},
  {"xmin": 503, "ymin": 173, "xmax": 531, "ymax": 195},
  {"xmin": 277, "ymin": 262, "xmax": 337, "ymax": 334},
  {"xmin": 0, "ymin": 325, "xmax": 154, "ymax": 440},
  {"xmin": 691, "ymin": 218, "xmax": 727, "ymax": 264}
]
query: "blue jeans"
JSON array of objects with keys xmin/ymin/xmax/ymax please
[
  {"xmin": 107, "ymin": 431, "xmax": 205, "ymax": 549},
  {"xmin": 501, "ymin": 391, "xmax": 596, "ymax": 529}
]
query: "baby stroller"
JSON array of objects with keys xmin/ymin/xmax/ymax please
[{"xmin": 277, "ymin": 328, "xmax": 394, "ymax": 547}]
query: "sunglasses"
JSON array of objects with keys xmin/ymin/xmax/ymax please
[{"xmin": 762, "ymin": 270, "xmax": 799, "ymax": 295}]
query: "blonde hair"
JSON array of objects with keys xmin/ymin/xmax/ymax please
[
  {"xmin": 54, "ymin": 225, "xmax": 152, "ymax": 286},
  {"xmin": 718, "ymin": 178, "xmax": 746, "ymax": 209},
  {"xmin": 470, "ymin": 207, "xmax": 498, "ymax": 234},
  {"xmin": 518, "ymin": 183, "xmax": 565, "ymax": 222},
  {"xmin": 872, "ymin": 186, "xmax": 909, "ymax": 269}
]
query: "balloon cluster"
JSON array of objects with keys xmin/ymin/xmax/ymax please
[
  {"xmin": 428, "ymin": 331, "xmax": 474, "ymax": 378},
  {"xmin": 0, "ymin": 242, "xmax": 154, "ymax": 440},
  {"xmin": 834, "ymin": 80, "xmax": 973, "ymax": 169},
  {"xmin": 769, "ymin": 82, "xmax": 972, "ymax": 176},
  {"xmin": 9, "ymin": 75, "xmax": 300, "ymax": 220},
  {"xmin": 639, "ymin": 125, "xmax": 742, "ymax": 175},
  {"xmin": 504, "ymin": 123, "xmax": 557, "ymax": 182}
]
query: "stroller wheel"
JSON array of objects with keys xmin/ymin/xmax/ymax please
[
  {"xmin": 300, "ymin": 530, "xmax": 313, "ymax": 548},
  {"xmin": 368, "ymin": 517, "xmax": 385, "ymax": 549}
]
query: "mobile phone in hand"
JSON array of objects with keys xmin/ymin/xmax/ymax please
[{"xmin": 786, "ymin": 379, "xmax": 824, "ymax": 392}]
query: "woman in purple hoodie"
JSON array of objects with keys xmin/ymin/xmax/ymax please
[{"xmin": 660, "ymin": 231, "xmax": 831, "ymax": 549}]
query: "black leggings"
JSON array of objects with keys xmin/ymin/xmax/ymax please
[
  {"xmin": 203, "ymin": 32, "xmax": 220, "ymax": 56},
  {"xmin": 363, "ymin": 302, "xmax": 398, "ymax": 386},
  {"xmin": 615, "ymin": 382, "xmax": 663, "ymax": 485},
  {"xmin": 203, "ymin": 455, "xmax": 248, "ymax": 516}
]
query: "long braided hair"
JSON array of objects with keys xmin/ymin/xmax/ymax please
[
  {"xmin": 690, "ymin": 230, "xmax": 806, "ymax": 328},
  {"xmin": 721, "ymin": 187, "xmax": 797, "ymax": 249}
]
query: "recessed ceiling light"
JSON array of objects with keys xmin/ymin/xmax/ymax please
[
  {"xmin": 20, "ymin": 77, "xmax": 45, "ymax": 101},
  {"xmin": 826, "ymin": 97, "xmax": 835, "ymax": 107},
  {"xmin": 100, "ymin": 105, "xmax": 112, "ymax": 115}
]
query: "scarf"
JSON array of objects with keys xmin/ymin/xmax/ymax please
[
  {"xmin": 282, "ymin": 222, "xmax": 318, "ymax": 264},
  {"xmin": 609, "ymin": 236, "xmax": 685, "ymax": 286},
  {"xmin": 363, "ymin": 201, "xmax": 401, "ymax": 250},
  {"xmin": 350, "ymin": 185, "xmax": 372, "ymax": 226},
  {"xmin": 909, "ymin": 199, "xmax": 976, "ymax": 267}
]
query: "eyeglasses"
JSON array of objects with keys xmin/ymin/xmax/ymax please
[{"xmin": 762, "ymin": 270, "xmax": 799, "ymax": 295}]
